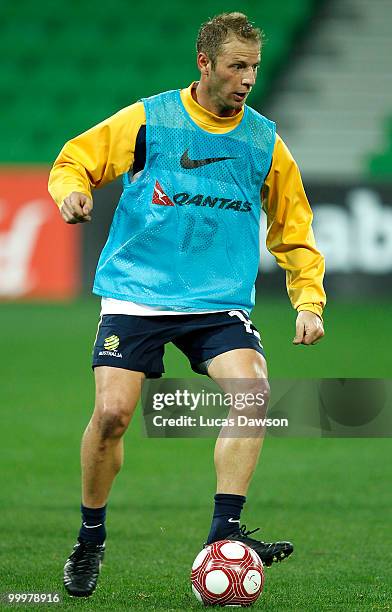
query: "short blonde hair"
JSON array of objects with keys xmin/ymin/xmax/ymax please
[{"xmin": 196, "ymin": 12, "xmax": 263, "ymax": 67}]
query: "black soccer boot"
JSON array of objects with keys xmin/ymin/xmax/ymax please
[
  {"xmin": 63, "ymin": 539, "xmax": 105, "ymax": 597},
  {"xmin": 221, "ymin": 525, "xmax": 293, "ymax": 567}
]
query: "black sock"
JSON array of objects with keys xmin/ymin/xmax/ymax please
[
  {"xmin": 206, "ymin": 493, "xmax": 246, "ymax": 545},
  {"xmin": 78, "ymin": 504, "xmax": 107, "ymax": 544}
]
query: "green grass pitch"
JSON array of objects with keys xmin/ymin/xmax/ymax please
[{"xmin": 1, "ymin": 298, "xmax": 391, "ymax": 610}]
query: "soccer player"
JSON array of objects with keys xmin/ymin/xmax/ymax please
[{"xmin": 49, "ymin": 12, "xmax": 325, "ymax": 598}]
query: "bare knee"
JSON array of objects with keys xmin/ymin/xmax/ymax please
[
  {"xmin": 233, "ymin": 378, "xmax": 270, "ymax": 418},
  {"xmin": 93, "ymin": 398, "xmax": 133, "ymax": 439}
]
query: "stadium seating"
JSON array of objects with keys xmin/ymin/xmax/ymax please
[
  {"xmin": 264, "ymin": 0, "xmax": 392, "ymax": 180},
  {"xmin": 0, "ymin": 0, "xmax": 317, "ymax": 162}
]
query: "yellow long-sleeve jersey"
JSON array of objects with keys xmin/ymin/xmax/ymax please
[{"xmin": 48, "ymin": 83, "xmax": 326, "ymax": 316}]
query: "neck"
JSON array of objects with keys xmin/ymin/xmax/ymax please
[{"xmin": 193, "ymin": 82, "xmax": 238, "ymax": 117}]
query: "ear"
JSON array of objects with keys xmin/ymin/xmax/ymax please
[{"xmin": 197, "ymin": 52, "xmax": 210, "ymax": 77}]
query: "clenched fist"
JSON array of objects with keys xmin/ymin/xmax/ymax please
[
  {"xmin": 293, "ymin": 310, "xmax": 324, "ymax": 346},
  {"xmin": 60, "ymin": 191, "xmax": 93, "ymax": 224}
]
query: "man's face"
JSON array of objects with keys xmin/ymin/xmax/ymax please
[{"xmin": 201, "ymin": 35, "xmax": 261, "ymax": 116}]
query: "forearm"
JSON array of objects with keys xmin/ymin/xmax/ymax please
[
  {"xmin": 270, "ymin": 240, "xmax": 325, "ymax": 313},
  {"xmin": 48, "ymin": 154, "xmax": 92, "ymax": 208},
  {"xmin": 282, "ymin": 249, "xmax": 325, "ymax": 314}
]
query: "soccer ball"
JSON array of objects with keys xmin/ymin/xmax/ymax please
[{"xmin": 191, "ymin": 540, "xmax": 264, "ymax": 607}]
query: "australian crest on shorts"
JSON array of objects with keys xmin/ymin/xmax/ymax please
[{"xmin": 93, "ymin": 89, "xmax": 276, "ymax": 312}]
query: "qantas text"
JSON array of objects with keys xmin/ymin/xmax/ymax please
[{"xmin": 173, "ymin": 192, "xmax": 253, "ymax": 212}]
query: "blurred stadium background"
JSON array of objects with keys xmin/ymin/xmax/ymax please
[{"xmin": 1, "ymin": 0, "xmax": 391, "ymax": 609}]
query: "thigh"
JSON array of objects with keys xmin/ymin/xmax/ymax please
[
  {"xmin": 207, "ymin": 348, "xmax": 268, "ymax": 379},
  {"xmin": 92, "ymin": 314, "xmax": 167, "ymax": 378},
  {"xmin": 173, "ymin": 310, "xmax": 266, "ymax": 376},
  {"xmin": 94, "ymin": 366, "xmax": 144, "ymax": 418}
]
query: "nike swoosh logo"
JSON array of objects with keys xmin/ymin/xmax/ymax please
[
  {"xmin": 82, "ymin": 522, "xmax": 103, "ymax": 529},
  {"xmin": 228, "ymin": 518, "xmax": 240, "ymax": 523},
  {"xmin": 180, "ymin": 149, "xmax": 235, "ymax": 169}
]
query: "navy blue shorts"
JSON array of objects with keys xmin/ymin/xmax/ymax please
[{"xmin": 92, "ymin": 310, "xmax": 265, "ymax": 378}]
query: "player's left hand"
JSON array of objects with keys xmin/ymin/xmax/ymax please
[{"xmin": 293, "ymin": 310, "xmax": 324, "ymax": 346}]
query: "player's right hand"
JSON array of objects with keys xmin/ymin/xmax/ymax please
[{"xmin": 60, "ymin": 191, "xmax": 93, "ymax": 224}]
